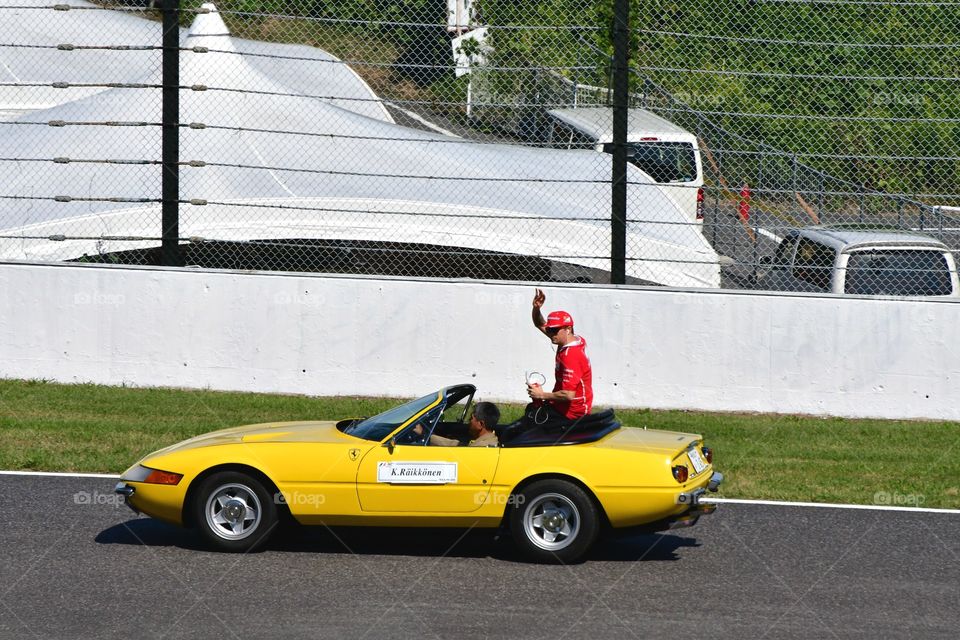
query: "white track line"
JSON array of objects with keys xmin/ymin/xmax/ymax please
[
  {"xmin": 703, "ymin": 497, "xmax": 960, "ymax": 514},
  {"xmin": 0, "ymin": 470, "xmax": 120, "ymax": 479},
  {"xmin": 0, "ymin": 471, "xmax": 956, "ymax": 513}
]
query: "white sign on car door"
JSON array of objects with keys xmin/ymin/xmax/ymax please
[{"xmin": 377, "ymin": 461, "xmax": 458, "ymax": 484}]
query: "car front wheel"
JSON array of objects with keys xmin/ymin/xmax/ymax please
[
  {"xmin": 193, "ymin": 471, "xmax": 278, "ymax": 552},
  {"xmin": 510, "ymin": 479, "xmax": 599, "ymax": 563}
]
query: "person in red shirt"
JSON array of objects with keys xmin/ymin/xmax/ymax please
[{"xmin": 527, "ymin": 288, "xmax": 593, "ymax": 425}]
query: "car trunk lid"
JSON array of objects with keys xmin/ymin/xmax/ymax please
[{"xmin": 594, "ymin": 426, "xmax": 701, "ymax": 455}]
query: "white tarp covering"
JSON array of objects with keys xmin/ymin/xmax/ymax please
[
  {"xmin": 0, "ymin": 3, "xmax": 720, "ymax": 287},
  {"xmin": 0, "ymin": 1, "xmax": 392, "ymax": 123}
]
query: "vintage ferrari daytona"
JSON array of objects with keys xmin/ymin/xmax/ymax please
[{"xmin": 115, "ymin": 384, "xmax": 722, "ymax": 562}]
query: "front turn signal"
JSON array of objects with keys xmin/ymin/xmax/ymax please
[{"xmin": 143, "ymin": 469, "xmax": 183, "ymax": 485}]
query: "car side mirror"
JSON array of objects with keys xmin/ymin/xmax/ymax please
[{"xmin": 385, "ymin": 438, "xmax": 396, "ymax": 454}]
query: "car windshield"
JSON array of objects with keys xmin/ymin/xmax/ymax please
[
  {"xmin": 344, "ymin": 392, "xmax": 440, "ymax": 442},
  {"xmin": 627, "ymin": 142, "xmax": 697, "ymax": 183},
  {"xmin": 845, "ymin": 249, "xmax": 953, "ymax": 296}
]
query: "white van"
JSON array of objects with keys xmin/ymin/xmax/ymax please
[
  {"xmin": 756, "ymin": 226, "xmax": 959, "ymax": 297},
  {"xmin": 546, "ymin": 107, "xmax": 704, "ymax": 226}
]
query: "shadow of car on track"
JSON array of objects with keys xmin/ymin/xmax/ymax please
[
  {"xmin": 96, "ymin": 518, "xmax": 700, "ymax": 563},
  {"xmin": 95, "ymin": 517, "xmax": 209, "ymax": 551}
]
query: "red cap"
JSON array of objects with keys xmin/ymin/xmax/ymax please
[{"xmin": 545, "ymin": 310, "xmax": 574, "ymax": 329}]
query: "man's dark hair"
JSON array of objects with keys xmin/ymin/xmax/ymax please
[{"xmin": 472, "ymin": 401, "xmax": 500, "ymax": 429}]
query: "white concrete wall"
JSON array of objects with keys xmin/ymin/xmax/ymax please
[{"xmin": 1, "ymin": 261, "xmax": 958, "ymax": 420}]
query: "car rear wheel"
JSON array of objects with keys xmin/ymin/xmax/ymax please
[
  {"xmin": 193, "ymin": 471, "xmax": 278, "ymax": 552},
  {"xmin": 510, "ymin": 479, "xmax": 599, "ymax": 563}
]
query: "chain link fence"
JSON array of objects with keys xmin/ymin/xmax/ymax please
[{"xmin": 1, "ymin": 0, "xmax": 958, "ymax": 295}]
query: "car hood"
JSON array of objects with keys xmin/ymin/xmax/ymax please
[
  {"xmin": 595, "ymin": 427, "xmax": 701, "ymax": 455},
  {"xmin": 146, "ymin": 420, "xmax": 352, "ymax": 457}
]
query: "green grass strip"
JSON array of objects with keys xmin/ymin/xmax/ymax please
[{"xmin": 0, "ymin": 379, "xmax": 957, "ymax": 508}]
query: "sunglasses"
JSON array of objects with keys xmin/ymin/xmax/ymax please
[{"xmin": 546, "ymin": 326, "xmax": 566, "ymax": 336}]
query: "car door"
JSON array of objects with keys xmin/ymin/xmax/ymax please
[
  {"xmin": 356, "ymin": 444, "xmax": 499, "ymax": 513},
  {"xmin": 790, "ymin": 237, "xmax": 837, "ymax": 292},
  {"xmin": 759, "ymin": 233, "xmax": 799, "ymax": 290},
  {"xmin": 355, "ymin": 396, "xmax": 500, "ymax": 513}
]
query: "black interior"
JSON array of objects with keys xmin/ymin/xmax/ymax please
[{"xmin": 496, "ymin": 409, "xmax": 620, "ymax": 447}]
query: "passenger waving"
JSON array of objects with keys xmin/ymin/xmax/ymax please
[{"xmin": 526, "ymin": 288, "xmax": 593, "ymax": 430}]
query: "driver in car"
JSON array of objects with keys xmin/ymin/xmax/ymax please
[{"xmin": 414, "ymin": 402, "xmax": 500, "ymax": 447}]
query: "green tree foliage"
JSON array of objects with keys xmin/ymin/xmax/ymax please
[
  {"xmin": 633, "ymin": 1, "xmax": 960, "ymax": 199},
  {"xmin": 475, "ymin": 0, "xmax": 960, "ymax": 199},
  {"xmin": 177, "ymin": 0, "xmax": 960, "ymax": 200}
]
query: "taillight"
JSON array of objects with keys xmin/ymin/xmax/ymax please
[
  {"xmin": 702, "ymin": 446, "xmax": 713, "ymax": 464},
  {"xmin": 696, "ymin": 187, "xmax": 704, "ymax": 220},
  {"xmin": 672, "ymin": 465, "xmax": 689, "ymax": 483}
]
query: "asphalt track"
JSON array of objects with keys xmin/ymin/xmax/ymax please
[{"xmin": 1, "ymin": 476, "xmax": 957, "ymax": 639}]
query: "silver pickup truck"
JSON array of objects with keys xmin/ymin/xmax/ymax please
[{"xmin": 756, "ymin": 226, "xmax": 959, "ymax": 297}]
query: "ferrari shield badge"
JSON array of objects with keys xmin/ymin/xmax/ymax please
[{"xmin": 348, "ymin": 448, "xmax": 360, "ymax": 461}]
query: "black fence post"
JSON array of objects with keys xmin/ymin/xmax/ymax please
[
  {"xmin": 610, "ymin": 0, "xmax": 629, "ymax": 284},
  {"xmin": 818, "ymin": 175, "xmax": 825, "ymax": 220},
  {"xmin": 757, "ymin": 150, "xmax": 764, "ymax": 197},
  {"xmin": 161, "ymin": 0, "xmax": 182, "ymax": 267},
  {"xmin": 791, "ymin": 153, "xmax": 798, "ymax": 219}
]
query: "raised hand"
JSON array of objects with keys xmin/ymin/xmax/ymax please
[{"xmin": 532, "ymin": 287, "xmax": 545, "ymax": 309}]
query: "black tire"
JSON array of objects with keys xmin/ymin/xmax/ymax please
[
  {"xmin": 509, "ymin": 479, "xmax": 599, "ymax": 563},
  {"xmin": 192, "ymin": 471, "xmax": 278, "ymax": 552}
]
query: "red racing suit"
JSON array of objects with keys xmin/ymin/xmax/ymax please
[{"xmin": 551, "ymin": 336, "xmax": 593, "ymax": 419}]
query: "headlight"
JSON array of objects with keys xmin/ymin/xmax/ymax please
[{"xmin": 123, "ymin": 464, "xmax": 183, "ymax": 485}]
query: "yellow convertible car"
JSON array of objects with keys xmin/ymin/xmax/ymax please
[{"xmin": 115, "ymin": 384, "xmax": 722, "ymax": 562}]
